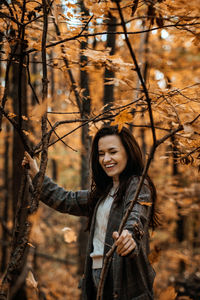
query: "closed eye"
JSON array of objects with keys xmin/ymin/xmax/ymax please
[
  {"xmin": 98, "ymin": 152, "xmax": 104, "ymax": 156},
  {"xmin": 110, "ymin": 151, "xmax": 117, "ymax": 154}
]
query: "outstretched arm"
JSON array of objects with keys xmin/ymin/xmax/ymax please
[{"xmin": 22, "ymin": 152, "xmax": 89, "ymax": 217}]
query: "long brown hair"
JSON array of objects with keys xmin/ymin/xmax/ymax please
[{"xmin": 87, "ymin": 125, "xmax": 158, "ymax": 230}]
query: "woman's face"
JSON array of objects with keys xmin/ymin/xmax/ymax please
[{"xmin": 98, "ymin": 135, "xmax": 128, "ymax": 183}]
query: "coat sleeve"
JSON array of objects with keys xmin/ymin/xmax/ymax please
[
  {"xmin": 123, "ymin": 176, "xmax": 152, "ymax": 256},
  {"xmin": 32, "ymin": 174, "xmax": 90, "ymax": 217}
]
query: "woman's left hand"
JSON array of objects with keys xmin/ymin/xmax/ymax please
[{"xmin": 112, "ymin": 229, "xmax": 136, "ymax": 256}]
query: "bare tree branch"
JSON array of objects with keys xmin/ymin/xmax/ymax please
[
  {"xmin": 114, "ymin": 0, "xmax": 156, "ymax": 145},
  {"xmin": 0, "ymin": 11, "xmax": 22, "ymax": 25},
  {"xmin": 34, "ymin": 99, "xmax": 142, "ymax": 153},
  {"xmin": 47, "ymin": 118, "xmax": 78, "ymax": 152}
]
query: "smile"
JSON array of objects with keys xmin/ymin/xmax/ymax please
[{"xmin": 104, "ymin": 164, "xmax": 116, "ymax": 168}]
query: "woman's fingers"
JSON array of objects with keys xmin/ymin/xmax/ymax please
[
  {"xmin": 112, "ymin": 231, "xmax": 119, "ymax": 240},
  {"xmin": 22, "ymin": 151, "xmax": 39, "ymax": 179},
  {"xmin": 113, "ymin": 229, "xmax": 136, "ymax": 256},
  {"xmin": 22, "ymin": 152, "xmax": 29, "ymax": 166},
  {"xmin": 22, "ymin": 152, "xmax": 32, "ymax": 170},
  {"xmin": 120, "ymin": 240, "xmax": 136, "ymax": 256}
]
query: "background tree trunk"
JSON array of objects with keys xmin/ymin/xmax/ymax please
[
  {"xmin": 103, "ymin": 12, "xmax": 116, "ymax": 109},
  {"xmin": 31, "ymin": 53, "xmax": 39, "ymax": 106},
  {"xmin": 1, "ymin": 123, "xmax": 10, "ymax": 273},
  {"xmin": 77, "ymin": 0, "xmax": 90, "ymax": 278},
  {"xmin": 9, "ymin": 43, "xmax": 29, "ymax": 300}
]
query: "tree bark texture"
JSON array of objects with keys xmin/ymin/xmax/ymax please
[
  {"xmin": 10, "ymin": 42, "xmax": 29, "ymax": 300},
  {"xmin": 1, "ymin": 124, "xmax": 10, "ymax": 273},
  {"xmin": 103, "ymin": 12, "xmax": 116, "ymax": 108},
  {"xmin": 78, "ymin": 0, "xmax": 91, "ymax": 277}
]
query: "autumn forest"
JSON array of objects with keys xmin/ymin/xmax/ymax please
[{"xmin": 0, "ymin": 0, "xmax": 200, "ymax": 299}]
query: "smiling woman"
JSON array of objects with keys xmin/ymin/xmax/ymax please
[
  {"xmin": 98, "ymin": 135, "xmax": 128, "ymax": 188},
  {"xmin": 22, "ymin": 125, "xmax": 158, "ymax": 300}
]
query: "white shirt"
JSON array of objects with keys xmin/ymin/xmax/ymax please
[{"xmin": 90, "ymin": 188, "xmax": 115, "ymax": 269}]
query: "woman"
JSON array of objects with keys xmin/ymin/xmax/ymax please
[{"xmin": 22, "ymin": 125, "xmax": 157, "ymax": 300}]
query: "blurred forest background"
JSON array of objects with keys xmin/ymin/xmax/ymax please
[{"xmin": 0, "ymin": 0, "xmax": 200, "ymax": 299}]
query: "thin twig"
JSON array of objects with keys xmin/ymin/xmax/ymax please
[
  {"xmin": 34, "ymin": 99, "xmax": 141, "ymax": 153},
  {"xmin": 18, "ymin": 0, "xmax": 27, "ymax": 130},
  {"xmin": 47, "ymin": 111, "xmax": 80, "ymax": 114},
  {"xmin": 0, "ymin": 11, "xmax": 22, "ymax": 25},
  {"xmin": 47, "ymin": 118, "xmax": 77, "ymax": 152},
  {"xmin": 180, "ymin": 146, "xmax": 200, "ymax": 160},
  {"xmin": 190, "ymin": 113, "xmax": 200, "ymax": 125},
  {"xmin": 114, "ymin": 0, "xmax": 156, "ymax": 145}
]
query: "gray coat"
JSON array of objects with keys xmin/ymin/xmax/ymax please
[{"xmin": 33, "ymin": 175, "xmax": 155, "ymax": 300}]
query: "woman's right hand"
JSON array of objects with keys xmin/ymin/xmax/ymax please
[{"xmin": 22, "ymin": 151, "xmax": 39, "ymax": 179}]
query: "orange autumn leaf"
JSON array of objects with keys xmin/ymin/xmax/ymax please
[
  {"xmin": 22, "ymin": 115, "xmax": 28, "ymax": 121},
  {"xmin": 111, "ymin": 110, "xmax": 133, "ymax": 132},
  {"xmin": 8, "ymin": 112, "xmax": 17, "ymax": 119}
]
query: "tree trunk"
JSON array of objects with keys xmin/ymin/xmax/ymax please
[
  {"xmin": 9, "ymin": 43, "xmax": 29, "ymax": 300},
  {"xmin": 171, "ymin": 134, "xmax": 179, "ymax": 176},
  {"xmin": 11, "ymin": 49, "xmax": 28, "ymax": 217},
  {"xmin": 0, "ymin": 31, "xmax": 10, "ymax": 274},
  {"xmin": 31, "ymin": 53, "xmax": 39, "ymax": 106},
  {"xmin": 1, "ymin": 124, "xmax": 10, "ymax": 273},
  {"xmin": 78, "ymin": 0, "xmax": 90, "ymax": 277},
  {"xmin": 103, "ymin": 12, "xmax": 116, "ymax": 109},
  {"xmin": 51, "ymin": 159, "xmax": 57, "ymax": 181}
]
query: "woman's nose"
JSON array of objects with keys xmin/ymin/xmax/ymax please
[{"xmin": 103, "ymin": 153, "xmax": 111, "ymax": 162}]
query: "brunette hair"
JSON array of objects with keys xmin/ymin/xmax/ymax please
[{"xmin": 87, "ymin": 125, "xmax": 158, "ymax": 230}]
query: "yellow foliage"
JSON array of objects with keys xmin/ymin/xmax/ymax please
[
  {"xmin": 111, "ymin": 110, "xmax": 133, "ymax": 132},
  {"xmin": 7, "ymin": 113, "xmax": 16, "ymax": 119}
]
